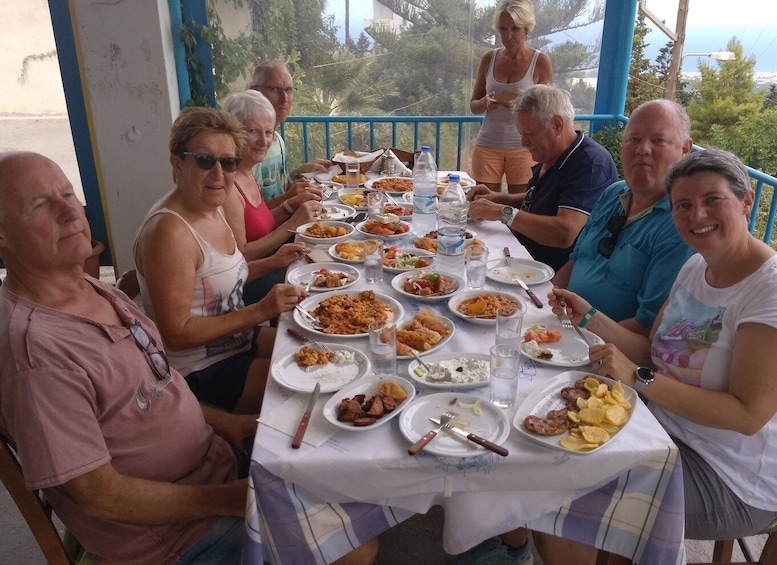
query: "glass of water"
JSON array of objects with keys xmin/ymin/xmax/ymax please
[
  {"xmin": 489, "ymin": 343, "xmax": 521, "ymax": 408},
  {"xmin": 369, "ymin": 320, "xmax": 396, "ymax": 376},
  {"xmin": 496, "ymin": 305, "xmax": 524, "ymax": 346},
  {"xmin": 465, "ymin": 244, "xmax": 489, "ymax": 289},
  {"xmin": 366, "ymin": 191, "xmax": 383, "ymax": 218},
  {"xmin": 363, "ymin": 239, "xmax": 383, "ymax": 283}
]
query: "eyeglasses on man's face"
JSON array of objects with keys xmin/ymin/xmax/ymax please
[
  {"xmin": 252, "ymin": 85, "xmax": 297, "ymax": 97},
  {"xmin": 181, "ymin": 151, "xmax": 241, "ymax": 173},
  {"xmin": 129, "ymin": 320, "xmax": 172, "ymax": 383},
  {"xmin": 597, "ymin": 214, "xmax": 627, "ymax": 259}
]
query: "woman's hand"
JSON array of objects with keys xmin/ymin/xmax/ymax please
[
  {"xmin": 483, "ymin": 91, "xmax": 497, "ymax": 111},
  {"xmin": 548, "ymin": 288, "xmax": 593, "ymax": 326},
  {"xmin": 588, "ymin": 343, "xmax": 638, "ymax": 387},
  {"xmin": 286, "ymin": 200, "xmax": 321, "ymax": 229},
  {"xmin": 256, "ymin": 283, "xmax": 307, "ymax": 321},
  {"xmin": 466, "ymin": 184, "xmax": 494, "ymax": 201},
  {"xmin": 286, "ymin": 180, "xmax": 321, "ymax": 201},
  {"xmin": 273, "ymin": 242, "xmax": 309, "ymax": 268}
]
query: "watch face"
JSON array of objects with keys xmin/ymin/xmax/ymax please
[
  {"xmin": 501, "ymin": 206, "xmax": 513, "ymax": 224},
  {"xmin": 636, "ymin": 366, "xmax": 655, "ymax": 382}
]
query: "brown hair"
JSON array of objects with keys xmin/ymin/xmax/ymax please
[{"xmin": 169, "ymin": 106, "xmax": 247, "ymax": 157}]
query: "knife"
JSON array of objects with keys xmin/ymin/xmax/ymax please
[
  {"xmin": 429, "ymin": 417, "xmax": 509, "ymax": 456},
  {"xmin": 504, "ymin": 247, "xmax": 543, "ymax": 308},
  {"xmin": 292, "ymin": 382, "xmax": 320, "ymax": 449}
]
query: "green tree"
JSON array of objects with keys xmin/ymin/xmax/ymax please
[
  {"xmin": 763, "ymin": 84, "xmax": 777, "ymax": 111},
  {"xmin": 625, "ymin": 12, "xmax": 667, "ymax": 113},
  {"xmin": 686, "ymin": 38, "xmax": 763, "ymax": 145}
]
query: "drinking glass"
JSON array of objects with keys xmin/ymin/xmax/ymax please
[
  {"xmin": 369, "ymin": 321, "xmax": 396, "ymax": 376},
  {"xmin": 363, "ymin": 239, "xmax": 384, "ymax": 283},
  {"xmin": 366, "ymin": 191, "xmax": 383, "ymax": 218},
  {"xmin": 489, "ymin": 344, "xmax": 521, "ymax": 408},
  {"xmin": 345, "ymin": 161, "xmax": 361, "ymax": 188},
  {"xmin": 465, "ymin": 244, "xmax": 489, "ymax": 289},
  {"xmin": 496, "ymin": 305, "xmax": 524, "ymax": 346}
]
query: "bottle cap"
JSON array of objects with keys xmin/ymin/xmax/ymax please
[
  {"xmin": 421, "ymin": 145, "xmax": 430, "ymax": 151},
  {"xmin": 448, "ymin": 174, "xmax": 460, "ymax": 182}
]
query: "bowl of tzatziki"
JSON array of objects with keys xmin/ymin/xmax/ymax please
[{"xmin": 408, "ymin": 352, "xmax": 491, "ymax": 389}]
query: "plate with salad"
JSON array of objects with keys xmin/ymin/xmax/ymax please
[{"xmin": 383, "ymin": 246, "xmax": 435, "ymax": 273}]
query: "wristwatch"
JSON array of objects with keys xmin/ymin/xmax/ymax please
[
  {"xmin": 634, "ymin": 366, "xmax": 655, "ymax": 394},
  {"xmin": 501, "ymin": 206, "xmax": 518, "ymax": 226}
]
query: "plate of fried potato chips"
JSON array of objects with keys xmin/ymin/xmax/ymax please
[{"xmin": 513, "ymin": 371, "xmax": 636, "ymax": 454}]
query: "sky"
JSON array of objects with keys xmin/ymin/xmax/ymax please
[{"xmin": 325, "ymin": 0, "xmax": 777, "ymax": 73}]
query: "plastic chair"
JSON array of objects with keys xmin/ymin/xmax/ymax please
[
  {"xmin": 0, "ymin": 430, "xmax": 72, "ymax": 564},
  {"xmin": 688, "ymin": 528, "xmax": 777, "ymax": 565}
]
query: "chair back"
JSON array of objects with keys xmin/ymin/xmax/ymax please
[
  {"xmin": 116, "ymin": 269, "xmax": 140, "ymax": 299},
  {"xmin": 688, "ymin": 529, "xmax": 777, "ymax": 565},
  {"xmin": 0, "ymin": 430, "xmax": 71, "ymax": 565}
]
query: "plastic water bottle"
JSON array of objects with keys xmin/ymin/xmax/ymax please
[
  {"xmin": 437, "ymin": 174, "xmax": 469, "ymax": 275},
  {"xmin": 412, "ymin": 146, "xmax": 438, "ymax": 236}
]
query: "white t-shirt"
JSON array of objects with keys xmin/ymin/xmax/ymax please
[{"xmin": 650, "ymin": 253, "xmax": 777, "ymax": 510}]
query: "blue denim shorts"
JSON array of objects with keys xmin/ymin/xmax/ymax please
[{"xmin": 177, "ymin": 517, "xmax": 244, "ymax": 565}]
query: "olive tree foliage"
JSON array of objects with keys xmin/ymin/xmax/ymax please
[{"xmin": 685, "ymin": 38, "xmax": 763, "ymax": 145}]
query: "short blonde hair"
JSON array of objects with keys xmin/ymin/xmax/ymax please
[{"xmin": 493, "ymin": 0, "xmax": 536, "ymax": 35}]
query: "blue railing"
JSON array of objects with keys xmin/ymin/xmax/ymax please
[{"xmin": 281, "ymin": 114, "xmax": 777, "ymax": 245}]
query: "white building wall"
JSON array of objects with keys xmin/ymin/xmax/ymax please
[{"xmin": 69, "ymin": 0, "xmax": 180, "ymax": 273}]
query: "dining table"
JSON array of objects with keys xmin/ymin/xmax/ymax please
[{"xmin": 243, "ymin": 180, "xmax": 687, "ymax": 565}]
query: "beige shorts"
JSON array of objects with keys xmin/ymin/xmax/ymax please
[{"xmin": 471, "ymin": 145, "xmax": 534, "ymax": 185}]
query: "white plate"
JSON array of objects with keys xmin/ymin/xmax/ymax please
[
  {"xmin": 338, "ymin": 188, "xmax": 368, "ymax": 210},
  {"xmin": 407, "ymin": 352, "xmax": 490, "ymax": 389},
  {"xmin": 520, "ymin": 320, "xmax": 603, "ymax": 367},
  {"xmin": 294, "ymin": 290, "xmax": 405, "ymax": 338},
  {"xmin": 364, "ymin": 176, "xmax": 414, "ymax": 194},
  {"xmin": 447, "ymin": 290, "xmax": 526, "ymax": 325},
  {"xmin": 486, "ymin": 258, "xmax": 555, "ymax": 286},
  {"xmin": 295, "ymin": 221, "xmax": 355, "ymax": 245},
  {"xmin": 327, "ymin": 241, "xmax": 365, "ymax": 264},
  {"xmin": 355, "ymin": 220, "xmax": 412, "ymax": 241},
  {"xmin": 323, "ymin": 376, "xmax": 416, "ymax": 431},
  {"xmin": 512, "ymin": 371, "xmax": 637, "ymax": 455},
  {"xmin": 436, "ymin": 176, "xmax": 475, "ymax": 194},
  {"xmin": 286, "ymin": 262, "xmax": 360, "ymax": 292},
  {"xmin": 383, "ymin": 246, "xmax": 435, "ymax": 273},
  {"xmin": 318, "ymin": 204, "xmax": 356, "ymax": 221},
  {"xmin": 270, "ymin": 344, "xmax": 370, "ymax": 393},
  {"xmin": 399, "ymin": 393, "xmax": 510, "ymax": 457},
  {"xmin": 395, "ymin": 313, "xmax": 456, "ymax": 360},
  {"xmin": 391, "ymin": 271, "xmax": 463, "ymax": 302},
  {"xmin": 318, "ymin": 181, "xmax": 345, "ymax": 195}
]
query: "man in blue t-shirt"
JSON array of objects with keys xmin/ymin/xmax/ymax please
[
  {"xmin": 553, "ymin": 99, "xmax": 696, "ymax": 335},
  {"xmin": 249, "ymin": 62, "xmax": 331, "ymax": 206},
  {"xmin": 468, "ymin": 84, "xmax": 618, "ymax": 271}
]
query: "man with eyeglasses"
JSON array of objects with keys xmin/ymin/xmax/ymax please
[
  {"xmin": 468, "ymin": 84, "xmax": 618, "ymax": 271},
  {"xmin": 249, "ymin": 61, "xmax": 332, "ymax": 205},
  {"xmin": 553, "ymin": 99, "xmax": 696, "ymax": 335},
  {"xmin": 0, "ymin": 151, "xmax": 377, "ymax": 565}
]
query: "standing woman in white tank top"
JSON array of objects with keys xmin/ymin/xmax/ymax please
[{"xmin": 470, "ymin": 0, "xmax": 553, "ymax": 194}]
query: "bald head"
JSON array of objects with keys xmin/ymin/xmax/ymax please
[{"xmin": 0, "ymin": 152, "xmax": 92, "ymax": 272}]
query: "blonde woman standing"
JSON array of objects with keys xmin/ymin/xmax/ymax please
[{"xmin": 470, "ymin": 0, "xmax": 553, "ymax": 194}]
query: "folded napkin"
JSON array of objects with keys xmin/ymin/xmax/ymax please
[{"xmin": 259, "ymin": 393, "xmax": 339, "ymax": 447}]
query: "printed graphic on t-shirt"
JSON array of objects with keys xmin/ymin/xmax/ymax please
[
  {"xmin": 651, "ymin": 286, "xmax": 725, "ymax": 387},
  {"xmin": 202, "ymin": 261, "xmax": 250, "ymax": 358}
]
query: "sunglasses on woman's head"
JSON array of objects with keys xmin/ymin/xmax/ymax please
[{"xmin": 181, "ymin": 151, "xmax": 241, "ymax": 172}]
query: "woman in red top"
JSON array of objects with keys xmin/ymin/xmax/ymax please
[{"xmin": 222, "ymin": 90, "xmax": 324, "ymax": 304}]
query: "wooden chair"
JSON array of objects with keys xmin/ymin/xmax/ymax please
[
  {"xmin": 116, "ymin": 269, "xmax": 140, "ymax": 300},
  {"xmin": 688, "ymin": 528, "xmax": 777, "ymax": 565},
  {"xmin": 0, "ymin": 430, "xmax": 72, "ymax": 564}
]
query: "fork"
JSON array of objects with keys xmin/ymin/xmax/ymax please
[
  {"xmin": 558, "ymin": 298, "xmax": 574, "ymax": 329},
  {"xmin": 286, "ymin": 328, "xmax": 331, "ymax": 352},
  {"xmin": 294, "ymin": 305, "xmax": 326, "ymax": 331},
  {"xmin": 408, "ymin": 411, "xmax": 455, "ymax": 455}
]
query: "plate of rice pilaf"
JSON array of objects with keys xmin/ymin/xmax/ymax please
[{"xmin": 294, "ymin": 290, "xmax": 405, "ymax": 338}]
